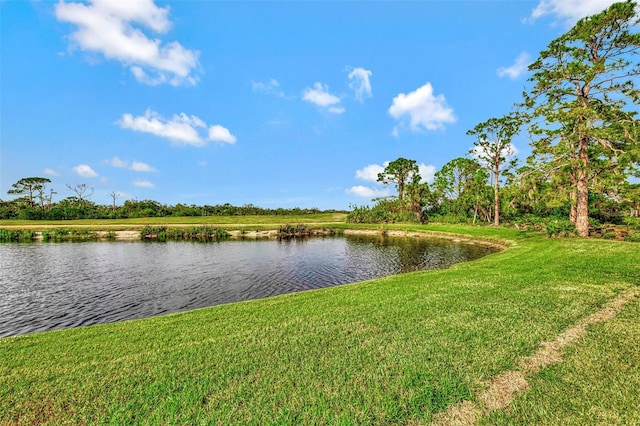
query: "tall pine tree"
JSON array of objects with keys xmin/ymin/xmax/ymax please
[{"xmin": 524, "ymin": 1, "xmax": 640, "ymax": 237}]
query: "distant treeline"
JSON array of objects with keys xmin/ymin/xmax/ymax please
[{"xmin": 0, "ymin": 196, "xmax": 343, "ymax": 220}]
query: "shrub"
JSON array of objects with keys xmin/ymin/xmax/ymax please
[
  {"xmin": 624, "ymin": 231, "xmax": 640, "ymax": 243},
  {"xmin": 0, "ymin": 229, "xmax": 36, "ymax": 241},
  {"xmin": 278, "ymin": 224, "xmax": 310, "ymax": 236},
  {"xmin": 544, "ymin": 218, "xmax": 576, "ymax": 237},
  {"xmin": 623, "ymin": 216, "xmax": 640, "ymax": 230},
  {"xmin": 140, "ymin": 225, "xmax": 229, "ymax": 242}
]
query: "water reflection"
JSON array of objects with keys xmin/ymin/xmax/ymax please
[{"xmin": 0, "ymin": 235, "xmax": 495, "ymax": 337}]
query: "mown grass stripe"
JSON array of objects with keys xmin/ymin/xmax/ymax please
[{"xmin": 433, "ymin": 286, "xmax": 639, "ymax": 425}]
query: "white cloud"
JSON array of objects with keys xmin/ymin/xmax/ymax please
[
  {"xmin": 130, "ymin": 161, "xmax": 157, "ymax": 172},
  {"xmin": 418, "ymin": 163, "xmax": 436, "ymax": 184},
  {"xmin": 43, "ymin": 168, "xmax": 59, "ymax": 176},
  {"xmin": 303, "ymin": 82, "xmax": 344, "ymax": 113},
  {"xmin": 497, "ymin": 52, "xmax": 532, "ymax": 80},
  {"xmin": 118, "ymin": 110, "xmax": 203, "ymax": 145},
  {"xmin": 252, "ymin": 78, "xmax": 287, "ymax": 98},
  {"xmin": 73, "ymin": 164, "xmax": 98, "ymax": 178},
  {"xmin": 118, "ymin": 109, "xmax": 236, "ymax": 147},
  {"xmin": 106, "ymin": 156, "xmax": 128, "ymax": 168},
  {"xmin": 348, "ymin": 67, "xmax": 373, "ymax": 102},
  {"xmin": 346, "ymin": 185, "xmax": 391, "ymax": 198},
  {"xmin": 328, "ymin": 106, "xmax": 346, "ymax": 114},
  {"xmin": 388, "ymin": 82, "xmax": 456, "ymax": 133},
  {"xmin": 528, "ymin": 0, "xmax": 619, "ymax": 25},
  {"xmin": 132, "ymin": 179, "xmax": 154, "ymax": 188},
  {"xmin": 106, "ymin": 156, "xmax": 156, "ymax": 171},
  {"xmin": 208, "ymin": 125, "xmax": 237, "ymax": 144},
  {"xmin": 55, "ymin": 0, "xmax": 199, "ymax": 86},
  {"xmin": 355, "ymin": 163, "xmax": 387, "ymax": 182}
]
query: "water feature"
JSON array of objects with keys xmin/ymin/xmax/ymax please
[{"xmin": 0, "ymin": 234, "xmax": 496, "ymax": 337}]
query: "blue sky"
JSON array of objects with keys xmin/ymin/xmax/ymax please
[{"xmin": 0, "ymin": 0, "xmax": 623, "ymax": 210}]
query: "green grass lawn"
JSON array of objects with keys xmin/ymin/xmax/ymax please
[
  {"xmin": 485, "ymin": 294, "xmax": 640, "ymax": 425},
  {"xmin": 0, "ymin": 224, "xmax": 638, "ymax": 424},
  {"xmin": 0, "ymin": 213, "xmax": 347, "ymax": 230}
]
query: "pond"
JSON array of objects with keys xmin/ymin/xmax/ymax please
[{"xmin": 0, "ymin": 234, "xmax": 496, "ymax": 337}]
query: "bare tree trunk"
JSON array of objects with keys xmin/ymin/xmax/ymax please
[
  {"xmin": 575, "ymin": 138, "xmax": 590, "ymax": 237},
  {"xmin": 568, "ymin": 160, "xmax": 578, "ymax": 224},
  {"xmin": 570, "ymin": 187, "xmax": 577, "ymax": 224},
  {"xmin": 493, "ymin": 165, "xmax": 500, "ymax": 226}
]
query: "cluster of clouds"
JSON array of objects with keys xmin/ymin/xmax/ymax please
[
  {"xmin": 49, "ymin": 0, "xmax": 621, "ymax": 200},
  {"xmin": 55, "ymin": 1, "xmax": 236, "ymax": 146},
  {"xmin": 347, "ymin": 161, "xmax": 436, "ymax": 199},
  {"xmin": 302, "ymin": 66, "xmax": 373, "ymax": 114},
  {"xmin": 55, "ymin": 0, "xmax": 199, "ymax": 86},
  {"xmin": 254, "ymin": 66, "xmax": 373, "ymax": 115},
  {"xmin": 53, "ymin": 0, "xmax": 618, "ymax": 89},
  {"xmin": 256, "ymin": 73, "xmax": 456, "ymax": 137},
  {"xmin": 42, "ymin": 157, "xmax": 158, "ymax": 193},
  {"xmin": 51, "ymin": 0, "xmax": 233, "ymax": 198}
]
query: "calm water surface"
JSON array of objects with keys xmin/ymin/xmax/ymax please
[{"xmin": 0, "ymin": 235, "xmax": 495, "ymax": 337}]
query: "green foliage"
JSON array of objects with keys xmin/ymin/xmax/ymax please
[
  {"xmin": 7, "ymin": 177, "xmax": 51, "ymax": 209},
  {"xmin": 39, "ymin": 228, "xmax": 98, "ymax": 241},
  {"xmin": 0, "ymin": 196, "xmax": 341, "ymax": 221},
  {"xmin": 467, "ymin": 113, "xmax": 521, "ymax": 225},
  {"xmin": 623, "ymin": 216, "xmax": 640, "ymax": 230},
  {"xmin": 278, "ymin": 223, "xmax": 310, "ymax": 236},
  {"xmin": 140, "ymin": 226, "xmax": 230, "ymax": 242},
  {"xmin": 523, "ymin": 0, "xmax": 640, "ymax": 236},
  {"xmin": 433, "ymin": 158, "xmax": 492, "ymax": 222},
  {"xmin": 426, "ymin": 213, "xmax": 475, "ymax": 225},
  {"xmin": 17, "ymin": 207, "xmax": 45, "ymax": 220},
  {"xmin": 0, "ymin": 229, "xmax": 36, "ymax": 241},
  {"xmin": 509, "ymin": 214, "xmax": 577, "ymax": 237},
  {"xmin": 324, "ymin": 227, "xmax": 344, "ymax": 236},
  {"xmin": 624, "ymin": 231, "xmax": 640, "ymax": 242},
  {"xmin": 543, "ymin": 218, "xmax": 577, "ymax": 238},
  {"xmin": 347, "ymin": 199, "xmax": 423, "ymax": 224},
  {"xmin": 377, "ymin": 157, "xmax": 420, "ymax": 201}
]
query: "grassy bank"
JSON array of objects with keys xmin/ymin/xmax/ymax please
[{"xmin": 1, "ymin": 225, "xmax": 638, "ymax": 424}]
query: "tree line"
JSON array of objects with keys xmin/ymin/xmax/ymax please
[
  {"xmin": 0, "ymin": 179, "xmax": 337, "ymax": 220},
  {"xmin": 350, "ymin": 1, "xmax": 640, "ymax": 238}
]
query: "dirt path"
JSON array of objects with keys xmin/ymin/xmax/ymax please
[{"xmin": 432, "ymin": 286, "xmax": 639, "ymax": 425}]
